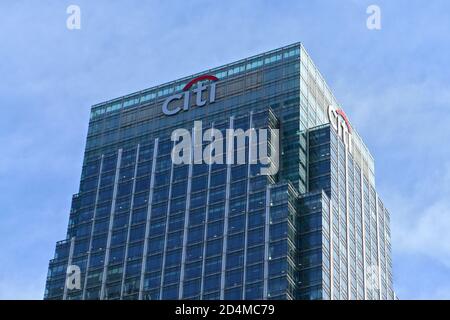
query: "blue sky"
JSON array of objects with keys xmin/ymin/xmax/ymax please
[{"xmin": 1, "ymin": 0, "xmax": 449, "ymax": 299}]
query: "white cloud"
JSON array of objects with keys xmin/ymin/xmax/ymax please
[
  {"xmin": 388, "ymin": 163, "xmax": 450, "ymax": 266},
  {"xmin": 0, "ymin": 276, "xmax": 46, "ymax": 300}
]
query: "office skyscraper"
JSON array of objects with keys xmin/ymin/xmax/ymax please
[{"xmin": 45, "ymin": 43, "xmax": 394, "ymax": 300}]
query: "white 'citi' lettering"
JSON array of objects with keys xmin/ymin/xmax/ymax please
[
  {"xmin": 162, "ymin": 76, "xmax": 217, "ymax": 116},
  {"xmin": 327, "ymin": 105, "xmax": 353, "ymax": 153}
]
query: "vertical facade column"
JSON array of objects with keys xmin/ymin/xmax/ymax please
[
  {"xmin": 329, "ymin": 198, "xmax": 334, "ymax": 300},
  {"xmin": 352, "ymin": 170, "xmax": 359, "ymax": 299},
  {"xmin": 100, "ymin": 149, "xmax": 123, "ymax": 300},
  {"xmin": 200, "ymin": 123, "xmax": 214, "ymax": 298},
  {"xmin": 383, "ymin": 209, "xmax": 390, "ymax": 299},
  {"xmin": 335, "ymin": 144, "xmax": 341, "ymax": 299},
  {"xmin": 383, "ymin": 208, "xmax": 388, "ymax": 298},
  {"xmin": 178, "ymin": 129, "xmax": 195, "ymax": 299},
  {"xmin": 220, "ymin": 116, "xmax": 234, "ymax": 299},
  {"xmin": 82, "ymin": 155, "xmax": 104, "ymax": 299},
  {"xmin": 242, "ymin": 112, "xmax": 253, "ymax": 299},
  {"xmin": 138, "ymin": 139, "xmax": 159, "ymax": 299},
  {"xmin": 360, "ymin": 170, "xmax": 367, "ymax": 300},
  {"xmin": 345, "ymin": 149, "xmax": 351, "ymax": 299},
  {"xmin": 262, "ymin": 185, "xmax": 271, "ymax": 299},
  {"xmin": 305, "ymin": 129, "xmax": 310, "ymax": 192},
  {"xmin": 120, "ymin": 145, "xmax": 141, "ymax": 299},
  {"xmin": 159, "ymin": 142, "xmax": 176, "ymax": 299},
  {"xmin": 375, "ymin": 196, "xmax": 382, "ymax": 300},
  {"xmin": 62, "ymin": 236, "xmax": 76, "ymax": 300}
]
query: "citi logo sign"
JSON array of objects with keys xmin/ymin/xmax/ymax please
[
  {"xmin": 162, "ymin": 75, "xmax": 218, "ymax": 116},
  {"xmin": 327, "ymin": 105, "xmax": 353, "ymax": 152}
]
